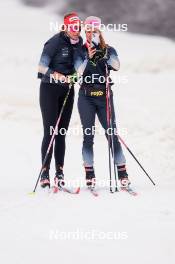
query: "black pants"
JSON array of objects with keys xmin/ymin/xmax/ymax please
[
  {"xmin": 40, "ymin": 82, "xmax": 74, "ymax": 171},
  {"xmin": 78, "ymin": 89, "xmax": 126, "ymax": 167}
]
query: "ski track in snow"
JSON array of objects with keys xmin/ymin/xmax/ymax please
[{"xmin": 0, "ymin": 1, "xmax": 175, "ymax": 263}]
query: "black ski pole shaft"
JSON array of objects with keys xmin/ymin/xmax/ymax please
[
  {"xmin": 32, "ymin": 84, "xmax": 72, "ymax": 193},
  {"xmin": 118, "ymin": 134, "xmax": 156, "ymax": 186},
  {"xmin": 108, "ymin": 101, "xmax": 118, "ymax": 191},
  {"xmin": 106, "ymin": 82, "xmax": 113, "ymax": 192},
  {"xmin": 33, "ymin": 154, "xmax": 49, "ymax": 193},
  {"xmin": 109, "ymin": 119, "xmax": 118, "ymax": 191},
  {"xmin": 106, "ymin": 64, "xmax": 118, "ymax": 192},
  {"xmin": 108, "ymin": 94, "xmax": 118, "ymax": 192},
  {"xmin": 107, "ymin": 135, "xmax": 113, "ymax": 192}
]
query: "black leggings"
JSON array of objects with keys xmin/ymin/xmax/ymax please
[
  {"xmin": 78, "ymin": 89, "xmax": 126, "ymax": 167},
  {"xmin": 39, "ymin": 82, "xmax": 74, "ymax": 171}
]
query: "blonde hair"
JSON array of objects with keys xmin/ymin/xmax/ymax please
[{"xmin": 99, "ymin": 31, "xmax": 108, "ymax": 49}]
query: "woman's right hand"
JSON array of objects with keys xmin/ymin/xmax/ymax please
[{"xmin": 88, "ymin": 46, "xmax": 96, "ymax": 59}]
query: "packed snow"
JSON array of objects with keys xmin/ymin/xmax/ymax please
[{"xmin": 0, "ymin": 0, "xmax": 175, "ymax": 263}]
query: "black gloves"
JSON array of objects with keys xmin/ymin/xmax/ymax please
[{"xmin": 89, "ymin": 47, "xmax": 108, "ymax": 65}]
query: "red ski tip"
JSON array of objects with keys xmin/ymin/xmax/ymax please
[
  {"xmin": 75, "ymin": 187, "xmax": 80, "ymax": 194},
  {"xmin": 52, "ymin": 186, "xmax": 59, "ymax": 193}
]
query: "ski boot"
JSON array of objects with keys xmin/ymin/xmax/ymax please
[
  {"xmin": 40, "ymin": 168, "xmax": 50, "ymax": 188},
  {"xmin": 54, "ymin": 167, "xmax": 65, "ymax": 189},
  {"xmin": 120, "ymin": 177, "xmax": 131, "ymax": 188},
  {"xmin": 117, "ymin": 164, "xmax": 131, "ymax": 187},
  {"xmin": 85, "ymin": 166, "xmax": 96, "ymax": 189}
]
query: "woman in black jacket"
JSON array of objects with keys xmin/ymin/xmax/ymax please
[
  {"xmin": 38, "ymin": 13, "xmax": 82, "ymax": 188},
  {"xmin": 74, "ymin": 16, "xmax": 130, "ymax": 189}
]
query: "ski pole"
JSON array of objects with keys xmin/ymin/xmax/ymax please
[
  {"xmin": 106, "ymin": 82, "xmax": 113, "ymax": 193},
  {"xmin": 117, "ymin": 134, "xmax": 156, "ymax": 185},
  {"xmin": 106, "ymin": 64, "xmax": 155, "ymax": 186},
  {"xmin": 105, "ymin": 64, "xmax": 118, "ymax": 192},
  {"xmin": 31, "ymin": 83, "xmax": 73, "ymax": 193},
  {"xmin": 108, "ymin": 95, "xmax": 118, "ymax": 192}
]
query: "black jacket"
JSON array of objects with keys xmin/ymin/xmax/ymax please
[
  {"xmin": 74, "ymin": 44, "xmax": 120, "ymax": 88},
  {"xmin": 38, "ymin": 31, "xmax": 82, "ymax": 84}
]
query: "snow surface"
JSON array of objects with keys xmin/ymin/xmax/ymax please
[{"xmin": 0, "ymin": 1, "xmax": 175, "ymax": 263}]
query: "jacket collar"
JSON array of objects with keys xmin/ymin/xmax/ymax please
[{"xmin": 60, "ymin": 31, "xmax": 83, "ymax": 47}]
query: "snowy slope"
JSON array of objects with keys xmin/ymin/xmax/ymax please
[{"xmin": 0, "ymin": 1, "xmax": 175, "ymax": 264}]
